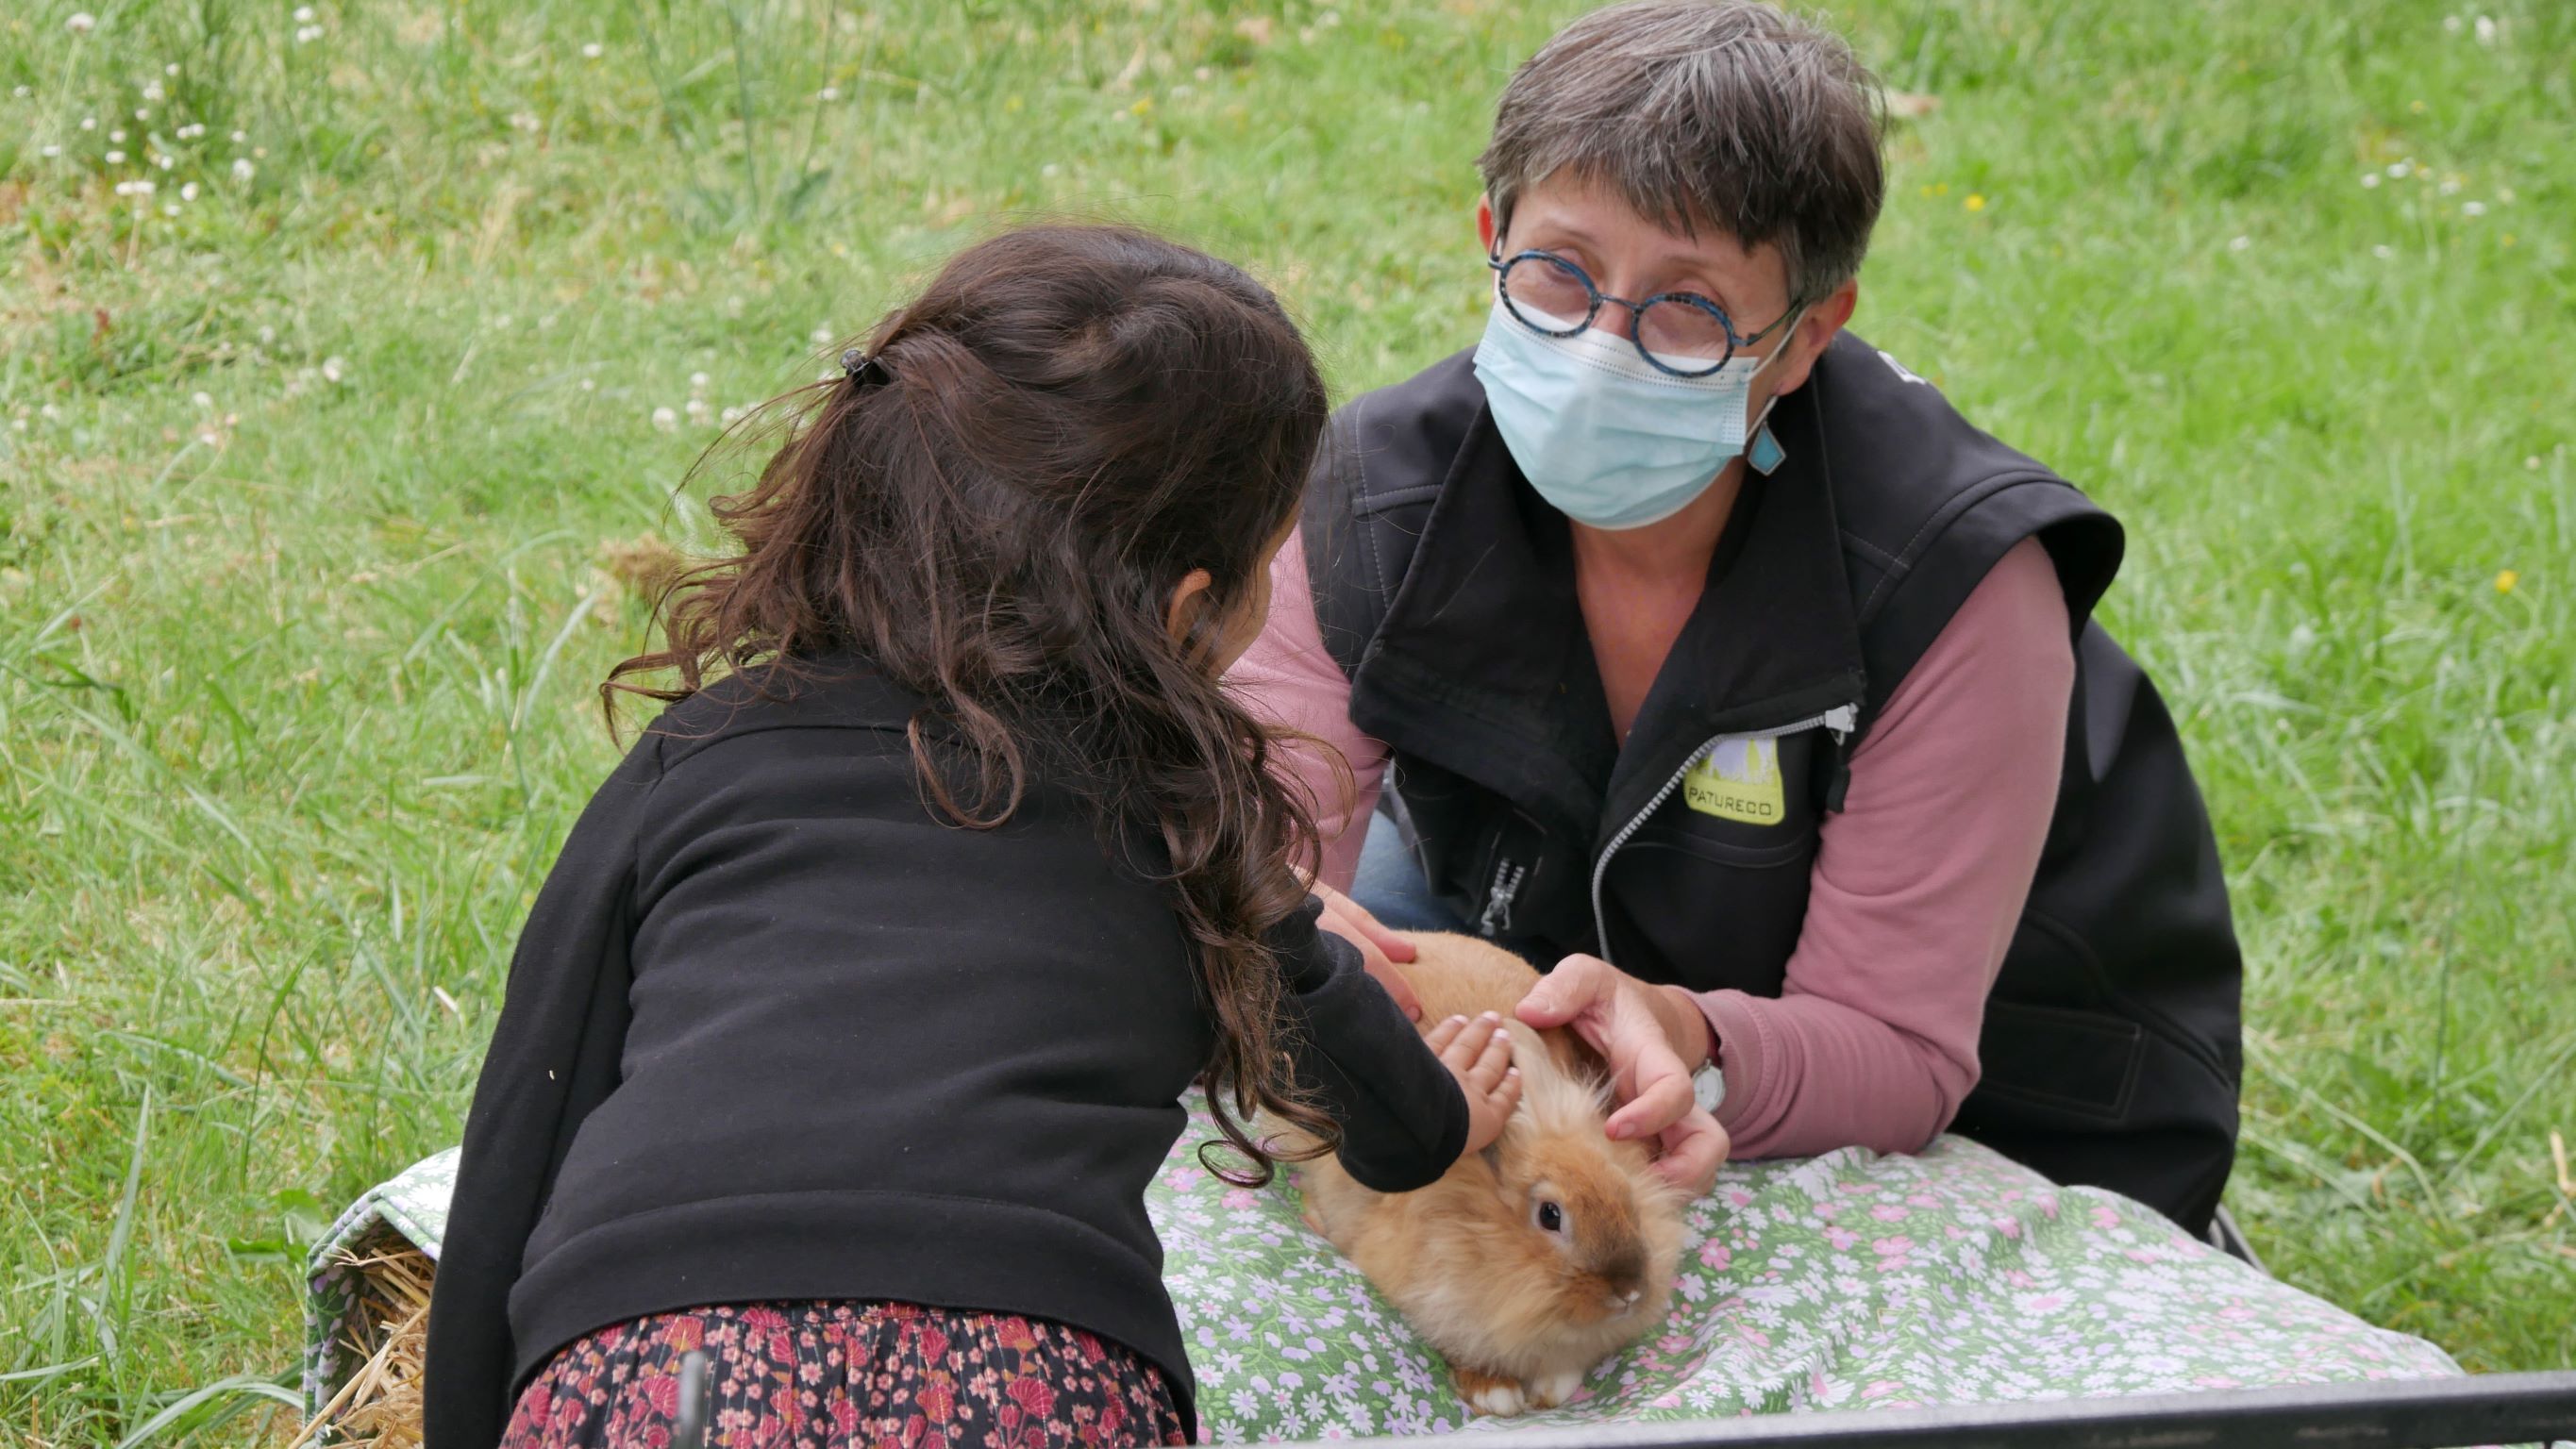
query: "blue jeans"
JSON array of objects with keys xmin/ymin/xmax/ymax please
[{"xmin": 1348, "ymin": 811, "xmax": 1470, "ymax": 934}]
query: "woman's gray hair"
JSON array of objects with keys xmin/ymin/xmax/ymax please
[{"xmin": 1478, "ymin": 0, "xmax": 1888, "ymax": 307}]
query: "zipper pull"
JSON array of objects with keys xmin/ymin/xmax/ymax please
[
  {"xmin": 1478, "ymin": 858, "xmax": 1526, "ymax": 938},
  {"xmin": 1823, "ymin": 705, "xmax": 1858, "ymax": 815}
]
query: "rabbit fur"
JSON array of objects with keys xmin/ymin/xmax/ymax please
[{"xmin": 1291, "ymin": 931, "xmax": 1685, "ymax": 1417}]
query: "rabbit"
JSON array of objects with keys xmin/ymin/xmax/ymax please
[{"xmin": 1291, "ymin": 930, "xmax": 1686, "ymax": 1417}]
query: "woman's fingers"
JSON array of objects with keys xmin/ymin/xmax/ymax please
[
  {"xmin": 1650, "ymin": 1108, "xmax": 1730, "ymax": 1197},
  {"xmin": 1514, "ymin": 953, "xmax": 1616, "ymax": 1039},
  {"xmin": 1313, "ymin": 888, "xmax": 1423, "ymax": 1021},
  {"xmin": 1606, "ymin": 1060, "xmax": 1695, "ymax": 1143},
  {"xmin": 1313, "ymin": 880, "xmax": 1418, "ymax": 963}
]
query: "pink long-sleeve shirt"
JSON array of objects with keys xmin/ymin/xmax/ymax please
[{"xmin": 1228, "ymin": 529, "xmax": 2072, "ymax": 1159}]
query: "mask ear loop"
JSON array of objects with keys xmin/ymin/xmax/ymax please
[{"xmin": 1741, "ymin": 306, "xmax": 1810, "ymax": 476}]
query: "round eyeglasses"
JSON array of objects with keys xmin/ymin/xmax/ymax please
[{"xmin": 1488, "ymin": 249, "xmax": 1802, "ymax": 378}]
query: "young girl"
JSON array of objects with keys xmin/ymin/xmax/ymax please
[{"xmin": 423, "ymin": 225, "xmax": 1521, "ymax": 1449}]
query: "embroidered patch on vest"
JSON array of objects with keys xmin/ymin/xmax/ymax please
[{"xmin": 1683, "ymin": 738, "xmax": 1786, "ymax": 825}]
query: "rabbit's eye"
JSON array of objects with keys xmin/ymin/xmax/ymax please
[{"xmin": 1534, "ymin": 1200, "xmax": 1566, "ymax": 1235}]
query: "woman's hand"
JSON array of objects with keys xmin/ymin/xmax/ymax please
[
  {"xmin": 1310, "ymin": 879, "xmax": 1425, "ymax": 1023},
  {"xmin": 1425, "ymin": 1011, "xmax": 1522, "ymax": 1155},
  {"xmin": 1515, "ymin": 954, "xmax": 1731, "ymax": 1196}
]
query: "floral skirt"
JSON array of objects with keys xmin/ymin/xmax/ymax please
[{"xmin": 499, "ymin": 1300, "xmax": 1191, "ymax": 1449}]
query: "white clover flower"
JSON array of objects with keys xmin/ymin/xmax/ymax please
[
  {"xmin": 293, "ymin": 6, "xmax": 316, "ymax": 22},
  {"xmin": 2462, "ymin": 200, "xmax": 2486, "ymax": 216},
  {"xmin": 2474, "ymin": 14, "xmax": 2497, "ymax": 44},
  {"xmin": 2438, "ymin": 177, "xmax": 2461, "ymax": 194},
  {"xmin": 81, "ymin": 116, "xmax": 97, "ymax": 130},
  {"xmin": 810, "ymin": 325, "xmax": 833, "ymax": 345},
  {"xmin": 177, "ymin": 123, "xmax": 205, "ymax": 140},
  {"xmin": 105, "ymin": 149, "xmax": 125, "ymax": 164},
  {"xmin": 2228, "ymin": 235, "xmax": 2251, "ymax": 252},
  {"xmin": 135, "ymin": 108, "xmax": 150, "ymax": 120},
  {"xmin": 720, "ymin": 405, "xmax": 745, "ymax": 425},
  {"xmin": 41, "ymin": 404, "xmax": 63, "ymax": 421},
  {"xmin": 192, "ymin": 391, "xmax": 213, "ymax": 409},
  {"xmin": 2443, "ymin": 13, "xmax": 2464, "ymax": 32},
  {"xmin": 156, "ymin": 154, "xmax": 174, "ymax": 171},
  {"xmin": 66, "ymin": 12, "xmax": 97, "ymax": 34},
  {"xmin": 166, "ymin": 63, "xmax": 181, "ymax": 76},
  {"xmin": 652, "ymin": 406, "xmax": 678, "ymax": 432},
  {"xmin": 2360, "ymin": 173, "xmax": 2382, "ymax": 189},
  {"xmin": 818, "ymin": 86, "xmax": 841, "ymax": 101},
  {"xmin": 321, "ymin": 355, "xmax": 347, "ymax": 383},
  {"xmin": 2498, "ymin": 185, "xmax": 2516, "ymax": 203},
  {"xmin": 143, "ymin": 80, "xmax": 166, "ymax": 102},
  {"xmin": 10, "ymin": 85, "xmax": 28, "ymax": 99},
  {"xmin": 690, "ymin": 371, "xmax": 711, "ymax": 391},
  {"xmin": 685, "ymin": 397, "xmax": 711, "ymax": 421},
  {"xmin": 579, "ymin": 377, "xmax": 596, "ymax": 391},
  {"xmin": 180, "ymin": 181, "xmax": 199, "ymax": 200},
  {"xmin": 113, "ymin": 178, "xmax": 154, "ymax": 196},
  {"xmin": 582, "ymin": 42, "xmax": 604, "ymax": 58},
  {"xmin": 2387, "ymin": 160, "xmax": 2410, "ymax": 177},
  {"xmin": 258, "ymin": 325, "xmax": 276, "ymax": 344},
  {"xmin": 197, "ymin": 429, "xmax": 222, "ymax": 446},
  {"xmin": 41, "ymin": 144, "xmax": 61, "ymax": 158},
  {"xmin": 233, "ymin": 157, "xmax": 255, "ymax": 181},
  {"xmin": 110, "ymin": 127, "xmax": 127, "ymax": 142},
  {"xmin": 230, "ymin": 129, "xmax": 248, "ymax": 143},
  {"xmin": 162, "ymin": 203, "xmax": 179, "ymax": 216},
  {"xmin": 295, "ymin": 24, "xmax": 325, "ymax": 44},
  {"xmin": 2373, "ymin": 244, "xmax": 2396, "ymax": 259}
]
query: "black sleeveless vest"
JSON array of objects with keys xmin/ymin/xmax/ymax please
[{"xmin": 1302, "ymin": 332, "xmax": 2243, "ymax": 1233}]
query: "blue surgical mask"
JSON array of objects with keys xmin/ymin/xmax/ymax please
[{"xmin": 1472, "ymin": 298, "xmax": 1798, "ymax": 531}]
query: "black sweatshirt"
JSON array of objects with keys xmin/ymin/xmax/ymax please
[{"xmin": 422, "ymin": 658, "xmax": 1467, "ymax": 1448}]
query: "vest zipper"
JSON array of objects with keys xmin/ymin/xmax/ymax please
[
  {"xmin": 1588, "ymin": 704, "xmax": 1860, "ymax": 967},
  {"xmin": 1478, "ymin": 857, "xmax": 1528, "ymax": 938}
]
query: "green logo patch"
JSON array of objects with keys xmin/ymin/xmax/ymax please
[{"xmin": 1683, "ymin": 738, "xmax": 1785, "ymax": 825}]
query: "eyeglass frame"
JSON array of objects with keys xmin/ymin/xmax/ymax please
[{"xmin": 1486, "ymin": 248, "xmax": 1806, "ymax": 379}]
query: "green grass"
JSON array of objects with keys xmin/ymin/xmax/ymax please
[{"xmin": 1, "ymin": 0, "xmax": 2569, "ymax": 1441}]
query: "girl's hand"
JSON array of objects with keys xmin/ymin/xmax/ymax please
[
  {"xmin": 1426, "ymin": 1011, "xmax": 1521, "ymax": 1156},
  {"xmin": 1311, "ymin": 879, "xmax": 1425, "ymax": 1023},
  {"xmin": 1515, "ymin": 954, "xmax": 1731, "ymax": 1195}
]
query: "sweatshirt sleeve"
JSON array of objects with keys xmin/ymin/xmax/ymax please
[
  {"xmin": 1693, "ymin": 538, "xmax": 2073, "ymax": 1158},
  {"xmin": 1271, "ymin": 897, "xmax": 1468, "ymax": 1191},
  {"xmin": 1227, "ymin": 528, "xmax": 1388, "ymax": 892},
  {"xmin": 424, "ymin": 739, "xmax": 660, "ymax": 1449}
]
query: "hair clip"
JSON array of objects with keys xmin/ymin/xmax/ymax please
[{"xmin": 841, "ymin": 348, "xmax": 891, "ymax": 387}]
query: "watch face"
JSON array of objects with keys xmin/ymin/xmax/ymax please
[{"xmin": 1693, "ymin": 1064, "xmax": 1728, "ymax": 1114}]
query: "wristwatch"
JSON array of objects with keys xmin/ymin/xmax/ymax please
[
  {"xmin": 1690, "ymin": 1009, "xmax": 1726, "ymax": 1114},
  {"xmin": 1692, "ymin": 1060, "xmax": 1727, "ymax": 1115}
]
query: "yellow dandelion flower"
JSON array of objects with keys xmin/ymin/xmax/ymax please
[
  {"xmin": 1965, "ymin": 193, "xmax": 1986, "ymax": 212},
  {"xmin": 2494, "ymin": 570, "xmax": 2518, "ymax": 593},
  {"xmin": 1129, "ymin": 95, "xmax": 1153, "ymax": 117}
]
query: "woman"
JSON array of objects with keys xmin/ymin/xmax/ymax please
[{"xmin": 1233, "ymin": 0, "xmax": 2243, "ymax": 1235}]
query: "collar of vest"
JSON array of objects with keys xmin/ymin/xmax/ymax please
[{"xmin": 1347, "ymin": 375, "xmax": 1867, "ymax": 841}]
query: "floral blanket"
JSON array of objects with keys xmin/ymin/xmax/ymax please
[{"xmin": 307, "ymin": 1111, "xmax": 2462, "ymax": 1440}]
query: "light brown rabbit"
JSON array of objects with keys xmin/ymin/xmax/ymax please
[{"xmin": 1293, "ymin": 931, "xmax": 1685, "ymax": 1417}]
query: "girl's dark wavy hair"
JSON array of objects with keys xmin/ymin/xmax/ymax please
[{"xmin": 606, "ymin": 224, "xmax": 1341, "ymax": 1183}]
